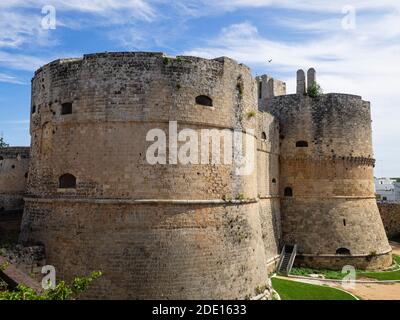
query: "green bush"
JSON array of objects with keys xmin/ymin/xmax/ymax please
[
  {"xmin": 0, "ymin": 271, "xmax": 102, "ymax": 300},
  {"xmin": 307, "ymin": 81, "xmax": 323, "ymax": 98}
]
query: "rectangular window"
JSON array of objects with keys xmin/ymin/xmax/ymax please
[{"xmin": 61, "ymin": 102, "xmax": 73, "ymax": 115}]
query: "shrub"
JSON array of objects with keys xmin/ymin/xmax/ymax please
[
  {"xmin": 0, "ymin": 271, "xmax": 102, "ymax": 300},
  {"xmin": 246, "ymin": 110, "xmax": 257, "ymax": 119},
  {"xmin": 307, "ymin": 82, "xmax": 323, "ymax": 98}
]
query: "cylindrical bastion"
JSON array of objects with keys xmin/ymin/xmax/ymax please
[{"xmin": 20, "ymin": 52, "xmax": 269, "ymax": 299}]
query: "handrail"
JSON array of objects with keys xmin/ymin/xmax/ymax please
[
  {"xmin": 277, "ymin": 245, "xmax": 286, "ymax": 272},
  {"xmin": 286, "ymin": 244, "xmax": 297, "ymax": 275}
]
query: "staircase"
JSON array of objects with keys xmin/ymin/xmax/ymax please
[{"xmin": 277, "ymin": 244, "xmax": 297, "ymax": 275}]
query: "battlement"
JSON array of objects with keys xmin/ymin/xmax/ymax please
[
  {"xmin": 33, "ymin": 52, "xmax": 248, "ymax": 78},
  {"xmin": 30, "ymin": 52, "xmax": 257, "ymax": 137},
  {"xmin": 256, "ymin": 75, "xmax": 286, "ymax": 111},
  {"xmin": 0, "ymin": 147, "xmax": 30, "ymax": 159}
]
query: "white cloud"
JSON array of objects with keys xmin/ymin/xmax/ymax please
[
  {"xmin": 0, "ymin": 0, "xmax": 399, "ymax": 175},
  {"xmin": 184, "ymin": 18, "xmax": 400, "ymax": 176},
  {"xmin": 0, "ymin": 72, "xmax": 25, "ymax": 85},
  {"xmin": 0, "ymin": 0, "xmax": 157, "ymax": 52},
  {"xmin": 192, "ymin": 0, "xmax": 400, "ymax": 12},
  {"xmin": 0, "ymin": 0, "xmax": 156, "ymax": 20}
]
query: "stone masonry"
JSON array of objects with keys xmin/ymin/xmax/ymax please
[
  {"xmin": 378, "ymin": 202, "xmax": 400, "ymax": 239},
  {"xmin": 0, "ymin": 147, "xmax": 30, "ymax": 212},
  {"xmin": 0, "ymin": 52, "xmax": 391, "ymax": 299}
]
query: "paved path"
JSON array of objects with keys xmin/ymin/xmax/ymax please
[
  {"xmin": 280, "ymin": 242, "xmax": 400, "ymax": 300},
  {"xmin": 284, "ymin": 277, "xmax": 400, "ymax": 300}
]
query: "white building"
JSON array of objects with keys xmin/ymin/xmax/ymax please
[{"xmin": 374, "ymin": 177, "xmax": 400, "ymax": 202}]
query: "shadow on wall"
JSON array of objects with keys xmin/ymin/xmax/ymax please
[{"xmin": 0, "ymin": 210, "xmax": 23, "ymax": 244}]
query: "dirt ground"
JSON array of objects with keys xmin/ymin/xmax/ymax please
[{"xmin": 338, "ymin": 282, "xmax": 400, "ymax": 300}]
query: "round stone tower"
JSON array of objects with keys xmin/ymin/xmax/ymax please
[
  {"xmin": 20, "ymin": 52, "xmax": 269, "ymax": 299},
  {"xmin": 268, "ymin": 71, "xmax": 392, "ymax": 269}
]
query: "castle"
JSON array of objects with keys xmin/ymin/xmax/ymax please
[{"xmin": 0, "ymin": 52, "xmax": 392, "ymax": 299}]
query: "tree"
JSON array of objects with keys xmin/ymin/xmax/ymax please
[{"xmin": 0, "ymin": 136, "xmax": 9, "ymax": 148}]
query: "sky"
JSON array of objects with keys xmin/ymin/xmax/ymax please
[{"xmin": 0, "ymin": 0, "xmax": 399, "ymax": 177}]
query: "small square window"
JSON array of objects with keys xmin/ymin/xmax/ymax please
[{"xmin": 61, "ymin": 102, "xmax": 73, "ymax": 115}]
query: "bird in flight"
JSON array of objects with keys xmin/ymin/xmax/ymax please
[{"xmin": 268, "ymin": 59, "xmax": 273, "ymax": 63}]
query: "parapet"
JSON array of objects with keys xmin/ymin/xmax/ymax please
[
  {"xmin": 0, "ymin": 147, "xmax": 30, "ymax": 159},
  {"xmin": 256, "ymin": 75, "xmax": 286, "ymax": 111},
  {"xmin": 297, "ymin": 68, "xmax": 317, "ymax": 95}
]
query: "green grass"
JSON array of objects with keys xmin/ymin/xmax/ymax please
[
  {"xmin": 358, "ymin": 256, "xmax": 400, "ymax": 280},
  {"xmin": 290, "ymin": 267, "xmax": 346, "ymax": 280},
  {"xmin": 291, "ymin": 255, "xmax": 400, "ymax": 281},
  {"xmin": 358, "ymin": 255, "xmax": 400, "ymax": 281},
  {"xmin": 271, "ymin": 278, "xmax": 357, "ymax": 300},
  {"xmin": 359, "ymin": 270, "xmax": 400, "ymax": 281}
]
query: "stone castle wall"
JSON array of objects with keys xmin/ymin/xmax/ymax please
[
  {"xmin": 0, "ymin": 147, "xmax": 30, "ymax": 212},
  {"xmin": 10, "ymin": 52, "xmax": 392, "ymax": 297},
  {"xmin": 268, "ymin": 93, "xmax": 392, "ymax": 269},
  {"xmin": 378, "ymin": 202, "xmax": 400, "ymax": 239},
  {"xmin": 20, "ymin": 52, "xmax": 280, "ymax": 299},
  {"xmin": 256, "ymin": 112, "xmax": 281, "ymax": 270}
]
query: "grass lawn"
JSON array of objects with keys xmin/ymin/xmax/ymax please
[
  {"xmin": 359, "ymin": 256, "xmax": 400, "ymax": 280},
  {"xmin": 290, "ymin": 255, "xmax": 400, "ymax": 281},
  {"xmin": 271, "ymin": 277, "xmax": 357, "ymax": 300},
  {"xmin": 290, "ymin": 267, "xmax": 345, "ymax": 280}
]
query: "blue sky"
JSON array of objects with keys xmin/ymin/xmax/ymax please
[{"xmin": 0, "ymin": 0, "xmax": 399, "ymax": 176}]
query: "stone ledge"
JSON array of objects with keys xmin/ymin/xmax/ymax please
[
  {"xmin": 298, "ymin": 248, "xmax": 392, "ymax": 258},
  {"xmin": 283, "ymin": 196, "xmax": 376, "ymax": 200},
  {"xmin": 24, "ymin": 197, "xmax": 259, "ymax": 205}
]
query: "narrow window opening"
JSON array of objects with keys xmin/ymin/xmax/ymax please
[
  {"xmin": 32, "ymin": 105, "xmax": 36, "ymax": 114},
  {"xmin": 336, "ymin": 248, "xmax": 351, "ymax": 255},
  {"xmin": 261, "ymin": 132, "xmax": 267, "ymax": 140},
  {"xmin": 258, "ymin": 82, "xmax": 262, "ymax": 99},
  {"xmin": 284, "ymin": 187, "xmax": 293, "ymax": 197},
  {"xmin": 272, "ymin": 178, "xmax": 276, "ymax": 184},
  {"xmin": 343, "ymin": 219, "xmax": 346, "ymax": 226},
  {"xmin": 296, "ymin": 141, "xmax": 308, "ymax": 148},
  {"xmin": 61, "ymin": 102, "xmax": 73, "ymax": 115},
  {"xmin": 59, "ymin": 173, "xmax": 76, "ymax": 189},
  {"xmin": 195, "ymin": 95, "xmax": 213, "ymax": 107}
]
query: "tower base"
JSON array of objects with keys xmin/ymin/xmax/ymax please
[{"xmin": 294, "ymin": 251, "xmax": 392, "ymax": 271}]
